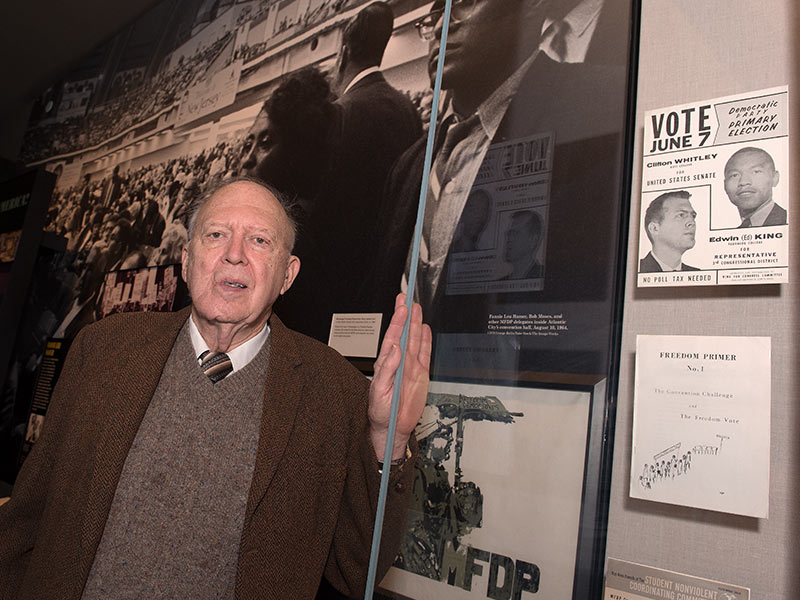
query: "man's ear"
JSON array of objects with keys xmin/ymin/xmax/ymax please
[
  {"xmin": 280, "ymin": 255, "xmax": 301, "ymax": 295},
  {"xmin": 772, "ymin": 169, "xmax": 780, "ymax": 188},
  {"xmin": 181, "ymin": 245, "xmax": 189, "ymax": 282}
]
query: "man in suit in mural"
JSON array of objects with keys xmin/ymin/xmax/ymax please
[
  {"xmin": 639, "ymin": 190, "xmax": 699, "ymax": 273},
  {"xmin": 372, "ymin": 0, "xmax": 627, "ymax": 371},
  {"xmin": 723, "ymin": 146, "xmax": 786, "ymax": 228},
  {"xmin": 320, "ymin": 1, "xmax": 422, "ymax": 314},
  {"xmin": 0, "ymin": 179, "xmax": 432, "ymax": 599}
]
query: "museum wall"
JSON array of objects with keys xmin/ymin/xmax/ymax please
[{"xmin": 606, "ymin": 1, "xmax": 799, "ymax": 597}]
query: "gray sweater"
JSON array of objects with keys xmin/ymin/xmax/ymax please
[{"xmin": 82, "ymin": 324, "xmax": 269, "ymax": 598}]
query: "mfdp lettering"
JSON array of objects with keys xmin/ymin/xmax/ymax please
[
  {"xmin": 441, "ymin": 542, "xmax": 540, "ymax": 598},
  {"xmin": 649, "ymin": 105, "xmax": 712, "ymax": 153}
]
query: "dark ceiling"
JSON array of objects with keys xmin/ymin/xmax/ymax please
[{"xmin": 0, "ymin": 0, "xmax": 159, "ymax": 159}]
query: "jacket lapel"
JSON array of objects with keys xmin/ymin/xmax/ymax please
[
  {"xmin": 243, "ymin": 314, "xmax": 304, "ymax": 524},
  {"xmin": 78, "ymin": 308, "xmax": 190, "ymax": 586}
]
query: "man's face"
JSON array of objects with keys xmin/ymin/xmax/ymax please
[
  {"xmin": 724, "ymin": 150, "xmax": 779, "ymax": 216},
  {"xmin": 651, "ymin": 197, "xmax": 696, "ymax": 253},
  {"xmin": 239, "ymin": 109, "xmax": 274, "ymax": 180},
  {"xmin": 428, "ymin": 0, "xmax": 537, "ymax": 94},
  {"xmin": 503, "ymin": 215, "xmax": 539, "ymax": 262},
  {"xmin": 181, "ymin": 181, "xmax": 299, "ymax": 337}
]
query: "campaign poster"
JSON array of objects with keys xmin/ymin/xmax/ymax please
[
  {"xmin": 638, "ymin": 86, "xmax": 789, "ymax": 287},
  {"xmin": 379, "ymin": 381, "xmax": 592, "ymax": 600},
  {"xmin": 443, "ymin": 132, "xmax": 553, "ymax": 297},
  {"xmin": 630, "ymin": 335, "xmax": 770, "ymax": 518}
]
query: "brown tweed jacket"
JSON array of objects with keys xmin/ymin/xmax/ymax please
[{"xmin": 0, "ymin": 307, "xmax": 415, "ymax": 599}]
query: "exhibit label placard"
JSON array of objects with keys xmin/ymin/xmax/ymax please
[{"xmin": 604, "ymin": 557, "xmax": 750, "ymax": 600}]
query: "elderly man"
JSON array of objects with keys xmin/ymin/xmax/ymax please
[
  {"xmin": 0, "ymin": 178, "xmax": 431, "ymax": 599},
  {"xmin": 639, "ymin": 190, "xmax": 699, "ymax": 273},
  {"xmin": 723, "ymin": 146, "xmax": 786, "ymax": 228}
]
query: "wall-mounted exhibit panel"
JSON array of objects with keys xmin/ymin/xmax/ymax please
[{"xmin": 606, "ymin": 1, "xmax": 798, "ymax": 599}]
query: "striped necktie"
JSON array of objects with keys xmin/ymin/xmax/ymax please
[{"xmin": 199, "ymin": 350, "xmax": 233, "ymax": 383}]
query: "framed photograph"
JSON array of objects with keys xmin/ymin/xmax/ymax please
[{"xmin": 377, "ymin": 377, "xmax": 612, "ymax": 600}]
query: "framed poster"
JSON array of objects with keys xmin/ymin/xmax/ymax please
[
  {"xmin": 378, "ymin": 378, "xmax": 612, "ymax": 600},
  {"xmin": 14, "ymin": 0, "xmax": 638, "ymax": 578}
]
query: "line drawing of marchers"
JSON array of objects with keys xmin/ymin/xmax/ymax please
[
  {"xmin": 639, "ymin": 433, "xmax": 732, "ymax": 491},
  {"xmin": 638, "ymin": 445, "xmax": 692, "ymax": 490},
  {"xmin": 692, "ymin": 433, "xmax": 730, "ymax": 457},
  {"xmin": 393, "ymin": 393, "xmax": 523, "ymax": 584},
  {"xmin": 639, "ymin": 190, "xmax": 700, "ymax": 273},
  {"xmin": 723, "ymin": 146, "xmax": 786, "ymax": 228}
]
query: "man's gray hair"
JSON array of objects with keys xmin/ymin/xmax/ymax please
[{"xmin": 185, "ymin": 176, "xmax": 299, "ymax": 252}]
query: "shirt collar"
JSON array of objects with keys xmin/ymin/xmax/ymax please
[
  {"xmin": 542, "ymin": 0, "xmax": 603, "ymax": 39},
  {"xmin": 189, "ymin": 315, "xmax": 270, "ymax": 373},
  {"xmin": 651, "ymin": 251, "xmax": 681, "ymax": 272},
  {"xmin": 342, "ymin": 67, "xmax": 381, "ymax": 96},
  {"xmin": 744, "ymin": 199, "xmax": 775, "ymax": 227},
  {"xmin": 540, "ymin": 0, "xmax": 603, "ymax": 62},
  {"xmin": 561, "ymin": 0, "xmax": 603, "ymax": 39}
]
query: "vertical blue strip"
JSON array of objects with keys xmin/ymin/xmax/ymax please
[{"xmin": 364, "ymin": 1, "xmax": 453, "ymax": 597}]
